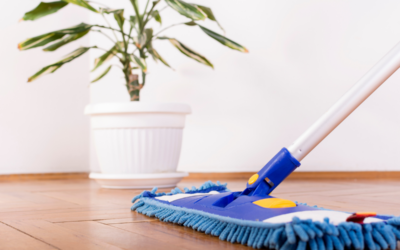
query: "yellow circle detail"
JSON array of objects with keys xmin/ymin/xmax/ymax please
[{"xmin": 248, "ymin": 174, "xmax": 259, "ymax": 185}]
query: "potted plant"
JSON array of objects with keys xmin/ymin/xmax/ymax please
[{"xmin": 19, "ymin": 0, "xmax": 247, "ymax": 188}]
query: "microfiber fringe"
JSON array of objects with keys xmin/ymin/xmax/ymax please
[{"xmin": 131, "ymin": 181, "xmax": 400, "ymax": 250}]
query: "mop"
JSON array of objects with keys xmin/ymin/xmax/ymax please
[{"xmin": 131, "ymin": 41, "xmax": 400, "ymax": 250}]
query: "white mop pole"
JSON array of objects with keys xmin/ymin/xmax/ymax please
[{"xmin": 288, "ymin": 42, "xmax": 400, "ymax": 161}]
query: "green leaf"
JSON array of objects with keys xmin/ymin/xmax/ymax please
[
  {"xmin": 28, "ymin": 46, "xmax": 93, "ymax": 82},
  {"xmin": 130, "ymin": 54, "xmax": 147, "ymax": 73},
  {"xmin": 18, "ymin": 23, "xmax": 93, "ymax": 50},
  {"xmin": 129, "ymin": 15, "xmax": 137, "ymax": 28},
  {"xmin": 21, "ymin": 1, "xmax": 68, "ymax": 21},
  {"xmin": 62, "ymin": 0, "xmax": 98, "ymax": 13},
  {"xmin": 152, "ymin": 0, "xmax": 161, "ymax": 7},
  {"xmin": 198, "ymin": 25, "xmax": 248, "ymax": 53},
  {"xmin": 50, "ymin": 22, "xmax": 93, "ymax": 34},
  {"xmin": 18, "ymin": 33, "xmax": 65, "ymax": 51},
  {"xmin": 195, "ymin": 5, "xmax": 215, "ymax": 21},
  {"xmin": 92, "ymin": 43, "xmax": 120, "ymax": 71},
  {"xmin": 151, "ymin": 10, "xmax": 162, "ymax": 24},
  {"xmin": 144, "ymin": 28, "xmax": 153, "ymax": 44},
  {"xmin": 195, "ymin": 5, "xmax": 224, "ymax": 31},
  {"xmin": 99, "ymin": 8, "xmax": 125, "ymax": 28},
  {"xmin": 165, "ymin": 0, "xmax": 206, "ymax": 21},
  {"xmin": 184, "ymin": 21, "xmax": 197, "ymax": 26},
  {"xmin": 91, "ymin": 65, "xmax": 112, "ymax": 83},
  {"xmin": 133, "ymin": 33, "xmax": 147, "ymax": 49},
  {"xmin": 149, "ymin": 48, "xmax": 171, "ymax": 68},
  {"xmin": 114, "ymin": 10, "xmax": 125, "ymax": 29},
  {"xmin": 159, "ymin": 37, "xmax": 213, "ymax": 68},
  {"xmin": 144, "ymin": 28, "xmax": 170, "ymax": 68},
  {"xmin": 43, "ymin": 29, "xmax": 90, "ymax": 51},
  {"xmin": 130, "ymin": 0, "xmax": 143, "ymax": 29},
  {"xmin": 130, "ymin": 0, "xmax": 140, "ymax": 13},
  {"xmin": 99, "ymin": 8, "xmax": 119, "ymax": 14},
  {"xmin": 143, "ymin": 28, "xmax": 154, "ymax": 51}
]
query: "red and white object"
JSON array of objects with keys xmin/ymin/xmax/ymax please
[{"xmin": 85, "ymin": 102, "xmax": 191, "ymax": 188}]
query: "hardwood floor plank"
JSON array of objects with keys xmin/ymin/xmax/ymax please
[
  {"xmin": 97, "ymin": 217, "xmax": 156, "ymax": 224},
  {"xmin": 39, "ymin": 189, "xmax": 141, "ymax": 207},
  {"xmin": 0, "ymin": 206, "xmax": 128, "ymax": 221},
  {"xmin": 0, "ymin": 222, "xmax": 56, "ymax": 250},
  {"xmin": 0, "ymin": 178, "xmax": 399, "ymax": 249},
  {"xmin": 3, "ymin": 220, "xmax": 122, "ymax": 250},
  {"xmin": 58, "ymin": 221, "xmax": 179, "ymax": 249},
  {"xmin": 113, "ymin": 221, "xmax": 251, "ymax": 250}
]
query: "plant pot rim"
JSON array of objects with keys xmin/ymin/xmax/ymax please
[{"xmin": 85, "ymin": 102, "xmax": 191, "ymax": 115}]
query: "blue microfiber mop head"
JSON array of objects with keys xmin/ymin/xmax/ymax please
[
  {"xmin": 132, "ymin": 181, "xmax": 400, "ymax": 250},
  {"xmin": 131, "ymin": 148, "xmax": 400, "ymax": 249}
]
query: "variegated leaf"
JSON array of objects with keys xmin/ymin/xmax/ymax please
[
  {"xmin": 165, "ymin": 0, "xmax": 206, "ymax": 21},
  {"xmin": 159, "ymin": 37, "xmax": 213, "ymax": 68},
  {"xmin": 43, "ymin": 29, "xmax": 90, "ymax": 51},
  {"xmin": 18, "ymin": 23, "xmax": 93, "ymax": 50},
  {"xmin": 144, "ymin": 29, "xmax": 170, "ymax": 67},
  {"xmin": 22, "ymin": 1, "xmax": 68, "ymax": 21},
  {"xmin": 91, "ymin": 65, "xmax": 112, "ymax": 83},
  {"xmin": 18, "ymin": 33, "xmax": 65, "ymax": 51},
  {"xmin": 62, "ymin": 0, "xmax": 98, "ymax": 13},
  {"xmin": 149, "ymin": 47, "xmax": 170, "ymax": 68},
  {"xmin": 198, "ymin": 25, "xmax": 248, "ymax": 53},
  {"xmin": 28, "ymin": 47, "xmax": 93, "ymax": 82},
  {"xmin": 130, "ymin": 54, "xmax": 147, "ymax": 72},
  {"xmin": 151, "ymin": 10, "xmax": 162, "ymax": 24},
  {"xmin": 195, "ymin": 5, "xmax": 224, "ymax": 31},
  {"xmin": 114, "ymin": 10, "xmax": 125, "ymax": 28},
  {"xmin": 92, "ymin": 43, "xmax": 121, "ymax": 71},
  {"xmin": 133, "ymin": 33, "xmax": 147, "ymax": 49}
]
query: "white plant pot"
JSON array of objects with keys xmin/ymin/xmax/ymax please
[{"xmin": 85, "ymin": 102, "xmax": 191, "ymax": 189}]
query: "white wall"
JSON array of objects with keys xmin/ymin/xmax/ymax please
[
  {"xmin": 0, "ymin": 1, "xmax": 90, "ymax": 174},
  {"xmin": 3, "ymin": 1, "xmax": 399, "ymax": 174},
  {"xmin": 89, "ymin": 0, "xmax": 400, "ymax": 173}
]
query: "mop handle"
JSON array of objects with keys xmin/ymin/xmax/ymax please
[{"xmin": 288, "ymin": 41, "xmax": 400, "ymax": 161}]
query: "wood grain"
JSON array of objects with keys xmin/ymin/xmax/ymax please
[
  {"xmin": 0, "ymin": 222, "xmax": 55, "ymax": 250},
  {"xmin": 1, "ymin": 171, "xmax": 400, "ymax": 181},
  {"xmin": 3, "ymin": 220, "xmax": 121, "ymax": 250},
  {"xmin": 58, "ymin": 221, "xmax": 176, "ymax": 249},
  {"xmin": 0, "ymin": 173, "xmax": 88, "ymax": 181},
  {"xmin": 0, "ymin": 178, "xmax": 398, "ymax": 249},
  {"xmin": 112, "ymin": 221, "xmax": 250, "ymax": 250}
]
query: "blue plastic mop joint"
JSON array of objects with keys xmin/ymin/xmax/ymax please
[{"xmin": 242, "ymin": 148, "xmax": 300, "ymax": 197}]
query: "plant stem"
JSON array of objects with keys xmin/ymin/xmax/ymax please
[
  {"xmin": 142, "ymin": 3, "xmax": 158, "ymax": 28},
  {"xmin": 111, "ymin": 64, "xmax": 123, "ymax": 69},
  {"xmin": 130, "ymin": 0, "xmax": 143, "ymax": 33},
  {"xmin": 139, "ymin": 49, "xmax": 147, "ymax": 89},
  {"xmin": 143, "ymin": 5, "xmax": 168, "ymax": 27},
  {"xmin": 143, "ymin": 0, "xmax": 150, "ymax": 16},
  {"xmin": 154, "ymin": 22, "xmax": 187, "ymax": 37},
  {"xmin": 92, "ymin": 47, "xmax": 124, "ymax": 60},
  {"xmin": 92, "ymin": 30, "xmax": 116, "ymax": 44},
  {"xmin": 91, "ymin": 30, "xmax": 130, "ymax": 56},
  {"xmin": 120, "ymin": 21, "xmax": 132, "ymax": 95},
  {"xmin": 101, "ymin": 13, "xmax": 121, "ymax": 48},
  {"xmin": 93, "ymin": 25, "xmax": 137, "ymax": 42}
]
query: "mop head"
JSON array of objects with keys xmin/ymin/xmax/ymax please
[{"xmin": 131, "ymin": 181, "xmax": 400, "ymax": 250}]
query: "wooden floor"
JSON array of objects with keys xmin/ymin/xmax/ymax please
[{"xmin": 0, "ymin": 178, "xmax": 399, "ymax": 249}]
